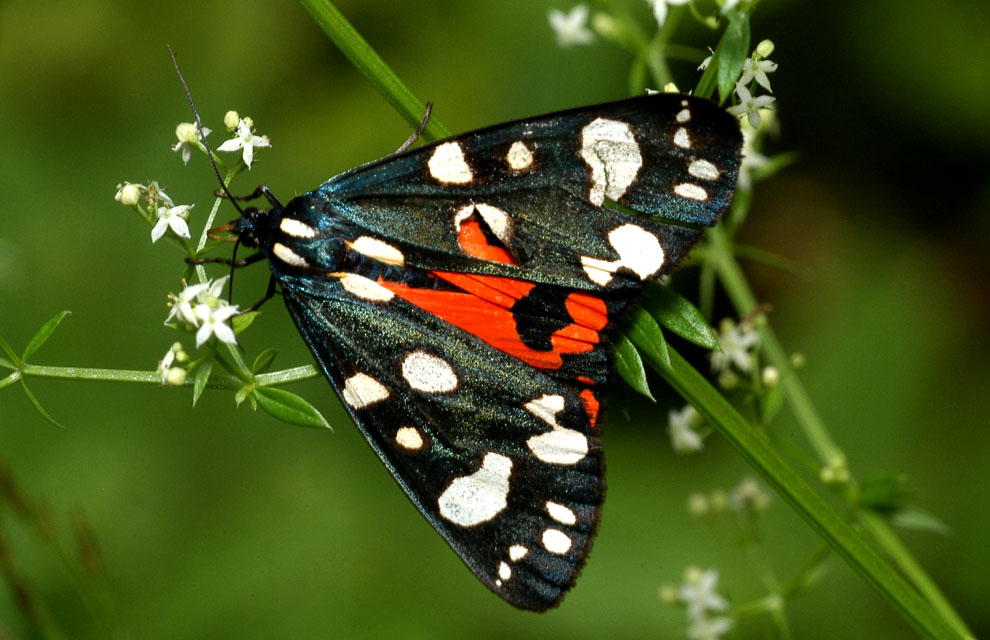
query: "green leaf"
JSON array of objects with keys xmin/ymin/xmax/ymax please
[
  {"xmin": 715, "ymin": 12, "xmax": 750, "ymax": 103},
  {"xmin": 0, "ymin": 371, "xmax": 20, "ymax": 390},
  {"xmin": 234, "ymin": 383, "xmax": 253, "ymax": 406},
  {"xmin": 253, "ymin": 387, "xmax": 331, "ymax": 429},
  {"xmin": 624, "ymin": 307, "xmax": 671, "ymax": 370},
  {"xmin": 891, "ymin": 506, "xmax": 951, "ymax": 536},
  {"xmin": 695, "ymin": 11, "xmax": 750, "ymax": 103},
  {"xmin": 192, "ymin": 360, "xmax": 213, "ymax": 406},
  {"xmin": 858, "ymin": 471, "xmax": 912, "ymax": 514},
  {"xmin": 231, "ymin": 311, "xmax": 260, "ymax": 335},
  {"xmin": 22, "ymin": 310, "xmax": 71, "ymax": 361},
  {"xmin": 642, "ymin": 286, "xmax": 718, "ymax": 349},
  {"xmin": 20, "ymin": 379, "xmax": 65, "ymax": 429},
  {"xmin": 251, "ymin": 348, "xmax": 279, "ymax": 374},
  {"xmin": 613, "ymin": 332, "xmax": 654, "ymax": 401},
  {"xmin": 0, "ymin": 334, "xmax": 22, "ymax": 366}
]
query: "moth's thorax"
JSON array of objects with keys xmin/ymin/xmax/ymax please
[{"xmin": 257, "ymin": 196, "xmax": 347, "ymax": 274}]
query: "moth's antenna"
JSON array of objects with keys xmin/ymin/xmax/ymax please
[{"xmin": 167, "ymin": 45, "xmax": 246, "ymax": 218}]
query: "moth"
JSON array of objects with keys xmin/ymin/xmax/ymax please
[{"xmin": 215, "ymin": 94, "xmax": 741, "ymax": 610}]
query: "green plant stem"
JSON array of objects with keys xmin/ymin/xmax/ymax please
[
  {"xmin": 296, "ymin": 0, "xmax": 451, "ymax": 140},
  {"xmin": 633, "ymin": 339, "xmax": 958, "ymax": 640},
  {"xmin": 705, "ymin": 225, "xmax": 973, "ymax": 638},
  {"xmin": 15, "ymin": 363, "xmax": 320, "ymax": 389},
  {"xmin": 860, "ymin": 512, "xmax": 973, "ymax": 639},
  {"xmin": 706, "ymin": 225, "xmax": 844, "ymax": 466}
]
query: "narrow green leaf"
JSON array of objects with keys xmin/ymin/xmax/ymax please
[
  {"xmin": 891, "ymin": 507, "xmax": 951, "ymax": 536},
  {"xmin": 613, "ymin": 333, "xmax": 654, "ymax": 401},
  {"xmin": 251, "ymin": 348, "xmax": 279, "ymax": 374},
  {"xmin": 624, "ymin": 307, "xmax": 671, "ymax": 370},
  {"xmin": 693, "ymin": 12, "xmax": 749, "ymax": 102},
  {"xmin": 231, "ymin": 311, "xmax": 259, "ymax": 335},
  {"xmin": 1, "ymin": 371, "xmax": 21, "ymax": 390},
  {"xmin": 642, "ymin": 286, "xmax": 718, "ymax": 349},
  {"xmin": 20, "ymin": 379, "xmax": 65, "ymax": 429},
  {"xmin": 715, "ymin": 12, "xmax": 750, "ymax": 103},
  {"xmin": 253, "ymin": 387, "xmax": 331, "ymax": 429},
  {"xmin": 22, "ymin": 310, "xmax": 71, "ymax": 361},
  {"xmin": 192, "ymin": 360, "xmax": 213, "ymax": 406},
  {"xmin": 234, "ymin": 384, "xmax": 253, "ymax": 406},
  {"xmin": 0, "ymin": 355, "xmax": 15, "ymax": 370},
  {"xmin": 0, "ymin": 333, "xmax": 23, "ymax": 366}
]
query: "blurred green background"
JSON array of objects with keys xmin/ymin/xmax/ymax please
[{"xmin": 1, "ymin": 1, "xmax": 988, "ymax": 638}]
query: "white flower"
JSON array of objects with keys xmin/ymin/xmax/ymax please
[
  {"xmin": 680, "ymin": 567, "xmax": 729, "ymax": 621},
  {"xmin": 217, "ymin": 118, "xmax": 271, "ymax": 169},
  {"xmin": 737, "ymin": 126, "xmax": 769, "ymax": 190},
  {"xmin": 548, "ymin": 5, "xmax": 594, "ymax": 47},
  {"xmin": 166, "ymin": 276, "xmax": 230, "ymax": 327},
  {"xmin": 668, "ymin": 404, "xmax": 703, "ymax": 453},
  {"xmin": 729, "ymin": 476, "xmax": 772, "ymax": 512},
  {"xmin": 687, "ymin": 616, "xmax": 734, "ymax": 640},
  {"xmin": 195, "ymin": 303, "xmax": 239, "ymax": 347},
  {"xmin": 739, "ymin": 56, "xmax": 778, "ymax": 92},
  {"xmin": 709, "ymin": 319, "xmax": 760, "ymax": 373},
  {"xmin": 156, "ymin": 344, "xmax": 188, "ymax": 386},
  {"xmin": 156, "ymin": 346, "xmax": 176, "ymax": 384},
  {"xmin": 115, "ymin": 182, "xmax": 143, "ymax": 206},
  {"xmin": 727, "ymin": 82, "xmax": 775, "ymax": 129},
  {"xmin": 697, "ymin": 54, "xmax": 712, "ymax": 71},
  {"xmin": 151, "ymin": 204, "xmax": 193, "ymax": 243},
  {"xmin": 647, "ymin": 0, "xmax": 690, "ymax": 28},
  {"xmin": 172, "ymin": 122, "xmax": 209, "ymax": 165},
  {"xmin": 145, "ymin": 180, "xmax": 173, "ymax": 208}
]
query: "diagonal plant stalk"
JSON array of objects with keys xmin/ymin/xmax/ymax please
[
  {"xmin": 295, "ymin": 1, "xmax": 970, "ymax": 638},
  {"xmin": 704, "ymin": 225, "xmax": 972, "ymax": 638}
]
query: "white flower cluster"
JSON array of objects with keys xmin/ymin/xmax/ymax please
[
  {"xmin": 166, "ymin": 276, "xmax": 240, "ymax": 347},
  {"xmin": 727, "ymin": 41, "xmax": 778, "ymax": 128},
  {"xmin": 679, "ymin": 567, "xmax": 733, "ymax": 640}
]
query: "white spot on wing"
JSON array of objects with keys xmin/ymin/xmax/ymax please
[
  {"xmin": 349, "ymin": 236, "xmax": 405, "ymax": 266},
  {"xmin": 676, "ymin": 108, "xmax": 691, "ymax": 123},
  {"xmin": 506, "ymin": 141, "xmax": 534, "ymax": 170},
  {"xmin": 438, "ymin": 452, "xmax": 513, "ymax": 527},
  {"xmin": 272, "ymin": 242, "xmax": 309, "ymax": 268},
  {"xmin": 402, "ymin": 350, "xmax": 459, "ymax": 393},
  {"xmin": 546, "ymin": 501, "xmax": 577, "ymax": 526},
  {"xmin": 580, "ymin": 117, "xmax": 643, "ymax": 206},
  {"xmin": 498, "ymin": 561, "xmax": 512, "ymax": 581},
  {"xmin": 342, "ymin": 373, "xmax": 390, "ymax": 409},
  {"xmin": 579, "ymin": 223, "xmax": 665, "ymax": 286},
  {"xmin": 688, "ymin": 159, "xmax": 720, "ymax": 181},
  {"xmin": 509, "ymin": 545, "xmax": 528, "ymax": 561},
  {"xmin": 674, "ymin": 127, "xmax": 691, "ymax": 149},
  {"xmin": 542, "ymin": 528, "xmax": 572, "ymax": 555},
  {"xmin": 525, "ymin": 394, "xmax": 589, "ymax": 465},
  {"xmin": 337, "ymin": 273, "xmax": 394, "ymax": 302},
  {"xmin": 428, "ymin": 141, "xmax": 473, "ymax": 184},
  {"xmin": 674, "ymin": 183, "xmax": 709, "ymax": 201},
  {"xmin": 279, "ymin": 218, "xmax": 316, "ymax": 238},
  {"xmin": 395, "ymin": 426, "xmax": 424, "ymax": 451},
  {"xmin": 453, "ymin": 203, "xmax": 511, "ymax": 244}
]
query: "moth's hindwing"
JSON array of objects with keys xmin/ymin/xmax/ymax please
[
  {"xmin": 241, "ymin": 93, "xmax": 742, "ymax": 610},
  {"xmin": 279, "ymin": 271, "xmax": 605, "ymax": 611}
]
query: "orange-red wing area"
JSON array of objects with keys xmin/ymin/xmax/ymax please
[
  {"xmin": 381, "ymin": 274, "xmax": 607, "ymax": 373},
  {"xmin": 377, "ymin": 216, "xmax": 613, "ymax": 427}
]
